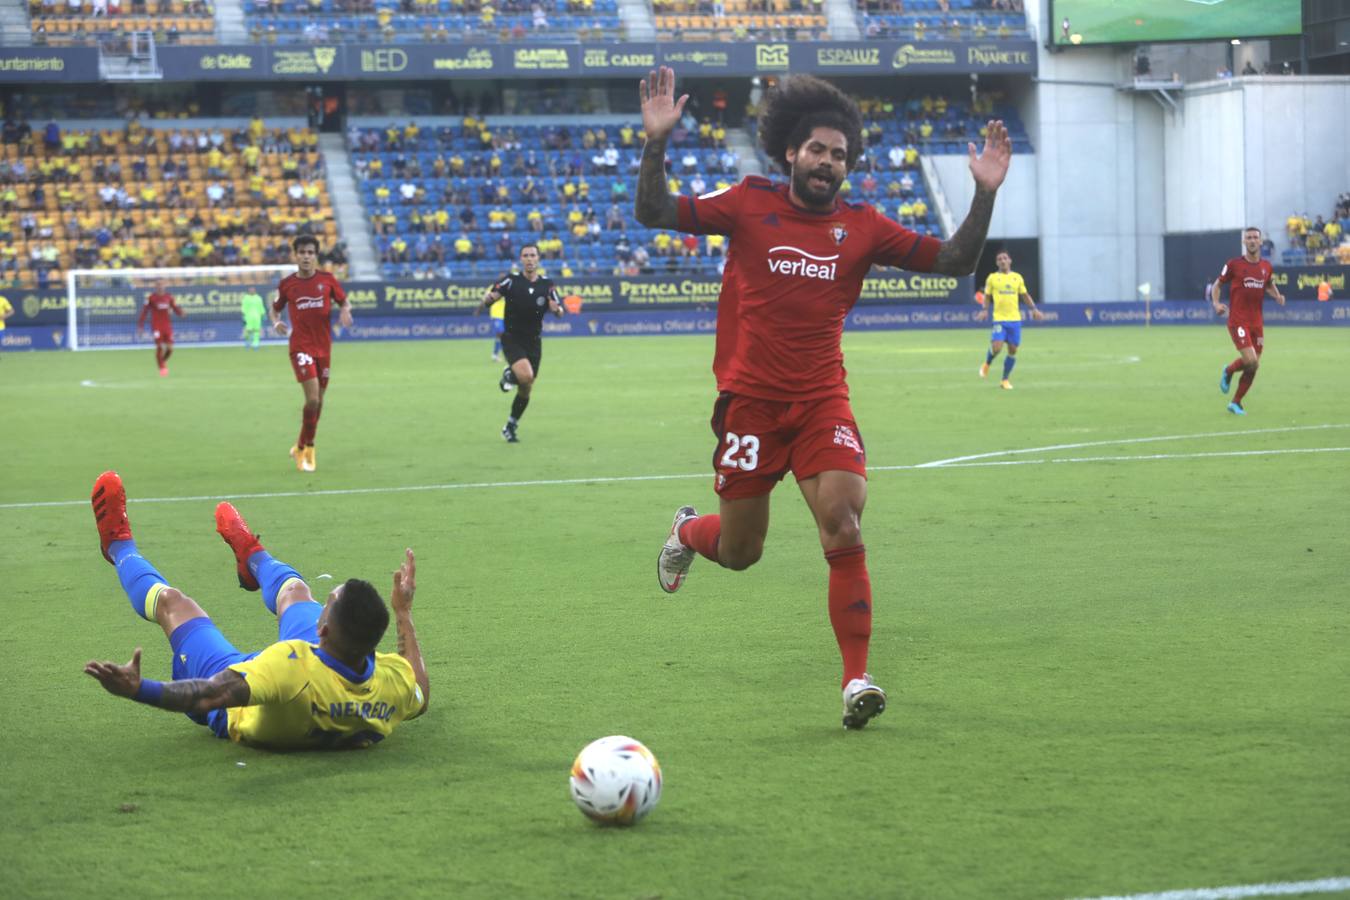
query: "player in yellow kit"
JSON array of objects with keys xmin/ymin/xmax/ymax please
[
  {"xmin": 84, "ymin": 471, "xmax": 429, "ymax": 750},
  {"xmin": 975, "ymin": 250, "xmax": 1043, "ymax": 389},
  {"xmin": 488, "ymin": 295, "xmax": 506, "ymax": 360}
]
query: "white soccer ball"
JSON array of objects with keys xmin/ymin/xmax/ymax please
[{"xmin": 569, "ymin": 735, "xmax": 662, "ymax": 826}]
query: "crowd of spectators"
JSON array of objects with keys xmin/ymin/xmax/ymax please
[
  {"xmin": 1282, "ymin": 195, "xmax": 1350, "ymax": 265},
  {"xmin": 0, "ymin": 116, "xmax": 342, "ymax": 289},
  {"xmin": 354, "ymin": 116, "xmax": 739, "ymax": 279},
  {"xmin": 858, "ymin": 0, "xmax": 1026, "ymax": 40},
  {"xmin": 247, "ymin": 0, "xmax": 619, "ymax": 43},
  {"xmin": 653, "ymin": 0, "xmax": 827, "ymax": 41},
  {"xmin": 29, "ymin": 0, "xmax": 216, "ymax": 46}
]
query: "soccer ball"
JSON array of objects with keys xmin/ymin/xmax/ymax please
[{"xmin": 569, "ymin": 735, "xmax": 662, "ymax": 825}]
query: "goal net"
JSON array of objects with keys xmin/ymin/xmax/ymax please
[{"xmin": 65, "ymin": 265, "xmax": 295, "ymax": 351}]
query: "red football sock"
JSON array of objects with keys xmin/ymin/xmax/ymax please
[
  {"xmin": 678, "ymin": 514, "xmax": 721, "ymax": 564},
  {"xmin": 298, "ymin": 408, "xmax": 317, "ymax": 447},
  {"xmin": 154, "ymin": 347, "xmax": 164, "ymax": 368},
  {"xmin": 825, "ymin": 544, "xmax": 872, "ymax": 688},
  {"xmin": 1225, "ymin": 358, "xmax": 1244, "ymax": 376},
  {"xmin": 309, "ymin": 405, "xmax": 322, "ymax": 446},
  {"xmin": 1232, "ymin": 369, "xmax": 1256, "ymax": 405}
]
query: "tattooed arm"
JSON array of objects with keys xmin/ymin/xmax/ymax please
[
  {"xmin": 635, "ymin": 140, "xmax": 679, "ymax": 229},
  {"xmin": 634, "ymin": 66, "xmax": 688, "ymax": 230},
  {"xmin": 933, "ymin": 188, "xmax": 997, "ymax": 275},
  {"xmin": 389, "ymin": 548, "xmax": 429, "ymax": 717},
  {"xmin": 84, "ymin": 647, "xmax": 251, "ymax": 713},
  {"xmin": 931, "ymin": 120, "xmax": 1012, "ymax": 276}
]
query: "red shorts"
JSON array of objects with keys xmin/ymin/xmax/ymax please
[
  {"xmin": 151, "ymin": 328, "xmax": 173, "ymax": 344},
  {"xmin": 709, "ymin": 392, "xmax": 867, "ymax": 500},
  {"xmin": 1227, "ymin": 322, "xmax": 1264, "ymax": 355},
  {"xmin": 290, "ymin": 349, "xmax": 331, "ymax": 387}
]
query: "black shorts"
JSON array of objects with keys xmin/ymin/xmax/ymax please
[{"xmin": 501, "ymin": 333, "xmax": 542, "ymax": 374}]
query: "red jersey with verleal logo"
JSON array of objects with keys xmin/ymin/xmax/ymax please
[
  {"xmin": 676, "ymin": 175, "xmax": 941, "ymax": 401},
  {"xmin": 138, "ymin": 291, "xmax": 182, "ymax": 333},
  {"xmin": 274, "ymin": 270, "xmax": 347, "ymax": 355},
  {"xmin": 1216, "ymin": 256, "xmax": 1274, "ymax": 328}
]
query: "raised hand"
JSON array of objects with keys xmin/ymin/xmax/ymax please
[
  {"xmin": 639, "ymin": 66, "xmax": 689, "ymax": 144},
  {"xmin": 968, "ymin": 120, "xmax": 1012, "ymax": 194},
  {"xmin": 390, "ymin": 548, "xmax": 416, "ymax": 615},
  {"xmin": 84, "ymin": 647, "xmax": 143, "ymax": 698}
]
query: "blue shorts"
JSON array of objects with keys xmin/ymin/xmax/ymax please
[
  {"xmin": 491, "ymin": 318, "xmax": 505, "ymax": 336},
  {"xmin": 991, "ymin": 321, "xmax": 1023, "ymax": 346},
  {"xmin": 168, "ymin": 601, "xmax": 323, "ymax": 737}
]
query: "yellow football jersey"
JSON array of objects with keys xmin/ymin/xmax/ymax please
[
  {"xmin": 226, "ymin": 640, "xmax": 423, "ymax": 750},
  {"xmin": 984, "ymin": 271, "xmax": 1027, "ymax": 322},
  {"xmin": 489, "ymin": 297, "xmax": 506, "ymax": 319},
  {"xmin": 0, "ymin": 295, "xmax": 11, "ymax": 331}
]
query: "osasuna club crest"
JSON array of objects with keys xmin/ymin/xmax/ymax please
[{"xmin": 829, "ymin": 224, "xmax": 848, "ymax": 246}]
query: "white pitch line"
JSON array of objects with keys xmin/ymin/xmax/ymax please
[
  {"xmin": 1070, "ymin": 874, "xmax": 1350, "ymax": 900},
  {"xmin": 875, "ymin": 446, "xmax": 1350, "ymax": 471},
  {"xmin": 0, "ymin": 471, "xmax": 714, "ymax": 511},
  {"xmin": 915, "ymin": 423, "xmax": 1350, "ymax": 468},
  {"xmin": 3, "ymin": 443, "xmax": 1348, "ymax": 512}
]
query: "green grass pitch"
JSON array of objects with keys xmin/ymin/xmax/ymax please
[
  {"xmin": 1053, "ymin": 0, "xmax": 1302, "ymax": 45},
  {"xmin": 3, "ymin": 326, "xmax": 1347, "ymax": 899}
]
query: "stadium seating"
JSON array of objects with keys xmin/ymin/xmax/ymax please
[
  {"xmin": 349, "ymin": 114, "xmax": 960, "ymax": 281},
  {"xmin": 29, "ymin": 0, "xmax": 217, "ymax": 47},
  {"xmin": 0, "ymin": 120, "xmax": 343, "ymax": 290},
  {"xmin": 856, "ymin": 93, "xmax": 1033, "ymax": 155},
  {"xmin": 350, "ymin": 117, "xmax": 778, "ymax": 280},
  {"xmin": 246, "ymin": 0, "xmax": 622, "ymax": 44},
  {"xmin": 652, "ymin": 0, "xmax": 828, "ymax": 41},
  {"xmin": 856, "ymin": 0, "xmax": 1028, "ymax": 40}
]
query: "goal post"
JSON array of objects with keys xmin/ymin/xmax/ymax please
[{"xmin": 65, "ymin": 264, "xmax": 295, "ymax": 351}]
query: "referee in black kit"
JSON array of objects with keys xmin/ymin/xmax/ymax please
[{"xmin": 477, "ymin": 244, "xmax": 565, "ymax": 443}]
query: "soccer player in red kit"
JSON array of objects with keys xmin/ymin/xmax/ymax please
[
  {"xmin": 637, "ymin": 68, "xmax": 1010, "ymax": 729},
  {"xmin": 269, "ymin": 235, "xmax": 353, "ymax": 472},
  {"xmin": 137, "ymin": 280, "xmax": 184, "ymax": 376},
  {"xmin": 1211, "ymin": 226, "xmax": 1285, "ymax": 416}
]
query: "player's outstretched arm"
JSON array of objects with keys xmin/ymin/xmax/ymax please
[
  {"xmin": 1211, "ymin": 281, "xmax": 1228, "ymax": 317},
  {"xmin": 84, "ymin": 648, "xmax": 251, "ymax": 714},
  {"xmin": 1022, "ymin": 292, "xmax": 1045, "ymax": 320},
  {"xmin": 1266, "ymin": 281, "xmax": 1286, "ymax": 306},
  {"xmin": 635, "ymin": 67, "xmax": 688, "ymax": 231},
  {"xmin": 390, "ymin": 549, "xmax": 430, "ymax": 718},
  {"xmin": 932, "ymin": 121, "xmax": 1011, "ymax": 275}
]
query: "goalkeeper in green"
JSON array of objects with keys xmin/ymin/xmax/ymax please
[{"xmin": 241, "ymin": 288, "xmax": 266, "ymax": 349}]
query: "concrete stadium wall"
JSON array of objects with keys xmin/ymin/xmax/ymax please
[
  {"xmin": 930, "ymin": 151, "xmax": 1039, "ymax": 241},
  {"xmin": 1164, "ymin": 77, "xmax": 1350, "ymax": 235},
  {"xmin": 1018, "ymin": 0, "xmax": 1168, "ymax": 303}
]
